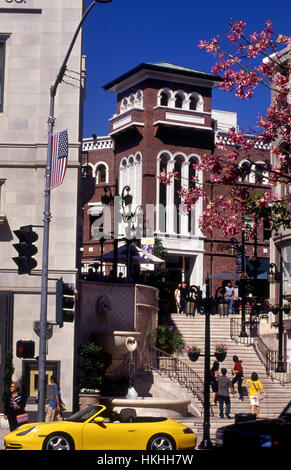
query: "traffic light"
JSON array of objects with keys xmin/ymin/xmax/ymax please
[
  {"xmin": 12, "ymin": 225, "xmax": 38, "ymax": 275},
  {"xmin": 16, "ymin": 340, "xmax": 35, "ymax": 358},
  {"xmin": 56, "ymin": 278, "xmax": 75, "ymax": 328}
]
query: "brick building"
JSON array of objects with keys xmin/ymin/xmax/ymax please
[{"xmin": 81, "ymin": 62, "xmax": 271, "ymax": 299}]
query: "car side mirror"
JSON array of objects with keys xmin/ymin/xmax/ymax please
[{"xmin": 93, "ymin": 416, "xmax": 104, "ymax": 424}]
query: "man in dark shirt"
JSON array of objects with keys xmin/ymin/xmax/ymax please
[
  {"xmin": 180, "ymin": 282, "xmax": 188, "ymax": 314},
  {"xmin": 217, "ymin": 368, "xmax": 235, "ymax": 419}
]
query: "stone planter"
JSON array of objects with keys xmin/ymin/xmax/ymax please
[
  {"xmin": 188, "ymin": 351, "xmax": 200, "ymax": 362},
  {"xmin": 79, "ymin": 392, "xmax": 101, "ymax": 410},
  {"xmin": 214, "ymin": 351, "xmax": 227, "ymax": 362}
]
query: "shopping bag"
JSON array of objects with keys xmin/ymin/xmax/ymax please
[{"xmin": 16, "ymin": 413, "xmax": 29, "ymax": 424}]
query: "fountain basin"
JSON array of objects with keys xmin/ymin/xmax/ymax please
[{"xmin": 91, "ymin": 331, "xmax": 141, "ymax": 379}]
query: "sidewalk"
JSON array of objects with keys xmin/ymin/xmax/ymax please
[{"xmin": 0, "ymin": 428, "xmax": 8, "ymax": 450}]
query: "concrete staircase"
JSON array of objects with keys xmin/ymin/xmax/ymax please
[{"xmin": 138, "ymin": 313, "xmax": 291, "ymax": 443}]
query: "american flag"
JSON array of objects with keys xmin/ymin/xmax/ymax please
[{"xmin": 49, "ymin": 129, "xmax": 68, "ymax": 190}]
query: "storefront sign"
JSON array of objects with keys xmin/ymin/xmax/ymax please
[{"xmin": 0, "ymin": 0, "xmax": 34, "ymax": 7}]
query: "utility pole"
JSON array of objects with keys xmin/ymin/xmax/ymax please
[{"xmin": 38, "ymin": 0, "xmax": 112, "ymax": 422}]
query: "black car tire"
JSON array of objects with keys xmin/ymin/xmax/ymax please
[
  {"xmin": 42, "ymin": 432, "xmax": 75, "ymax": 451},
  {"xmin": 147, "ymin": 433, "xmax": 176, "ymax": 451}
]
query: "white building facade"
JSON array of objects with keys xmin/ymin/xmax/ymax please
[{"xmin": 0, "ymin": 0, "xmax": 84, "ymax": 413}]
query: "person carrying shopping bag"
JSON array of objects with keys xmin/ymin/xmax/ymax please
[
  {"xmin": 243, "ymin": 372, "xmax": 266, "ymax": 417},
  {"xmin": 4, "ymin": 381, "xmax": 27, "ymax": 431}
]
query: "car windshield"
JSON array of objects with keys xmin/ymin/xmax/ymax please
[
  {"xmin": 281, "ymin": 402, "xmax": 291, "ymax": 419},
  {"xmin": 65, "ymin": 406, "xmax": 102, "ymax": 423}
]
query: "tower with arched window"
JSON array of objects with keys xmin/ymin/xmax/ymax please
[{"xmin": 82, "ymin": 62, "xmax": 270, "ymax": 296}]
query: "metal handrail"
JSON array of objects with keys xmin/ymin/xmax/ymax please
[
  {"xmin": 144, "ymin": 345, "xmax": 206, "ymax": 409},
  {"xmin": 230, "ymin": 318, "xmax": 291, "ymax": 385}
]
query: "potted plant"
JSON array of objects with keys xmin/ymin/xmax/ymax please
[
  {"xmin": 214, "ymin": 343, "xmax": 228, "ymax": 362},
  {"xmin": 239, "ymin": 273, "xmax": 249, "ymax": 281},
  {"xmin": 184, "ymin": 345, "xmax": 201, "ymax": 362},
  {"xmin": 271, "ymin": 304, "xmax": 280, "ymax": 314},
  {"xmin": 148, "ymin": 325, "xmax": 185, "ymax": 356},
  {"xmin": 283, "ymin": 304, "xmax": 291, "ymax": 314},
  {"xmin": 78, "ymin": 342, "xmax": 105, "ymax": 409}
]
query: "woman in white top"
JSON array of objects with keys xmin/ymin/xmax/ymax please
[{"xmin": 174, "ymin": 283, "xmax": 181, "ymax": 313}]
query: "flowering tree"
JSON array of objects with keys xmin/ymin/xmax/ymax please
[{"xmin": 160, "ymin": 20, "xmax": 290, "ymax": 237}]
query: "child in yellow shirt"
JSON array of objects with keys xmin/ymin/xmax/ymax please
[{"xmin": 243, "ymin": 372, "xmax": 266, "ymax": 417}]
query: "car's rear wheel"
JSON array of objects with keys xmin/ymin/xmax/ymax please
[
  {"xmin": 43, "ymin": 432, "xmax": 74, "ymax": 450},
  {"xmin": 147, "ymin": 434, "xmax": 176, "ymax": 451}
]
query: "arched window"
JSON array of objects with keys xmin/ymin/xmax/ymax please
[
  {"xmin": 175, "ymin": 93, "xmax": 183, "ymax": 109},
  {"xmin": 120, "ymin": 98, "xmax": 128, "ymax": 113},
  {"xmin": 189, "ymin": 95, "xmax": 198, "ymax": 110},
  {"xmin": 187, "ymin": 157, "xmax": 200, "ymax": 234},
  {"xmin": 254, "ymin": 162, "xmax": 268, "ymax": 185},
  {"xmin": 159, "ymin": 153, "xmax": 170, "ymax": 232},
  {"xmin": 188, "ymin": 92, "xmax": 203, "ymax": 112},
  {"xmin": 82, "ymin": 164, "xmax": 93, "ymax": 178},
  {"xmin": 96, "ymin": 164, "xmax": 107, "ymax": 184},
  {"xmin": 160, "ymin": 91, "xmax": 169, "ymax": 106},
  {"xmin": 239, "ymin": 160, "xmax": 252, "ymax": 183},
  {"xmin": 173, "ymin": 155, "xmax": 184, "ymax": 234}
]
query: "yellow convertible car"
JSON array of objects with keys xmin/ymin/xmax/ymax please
[{"xmin": 4, "ymin": 405, "xmax": 196, "ymax": 451}]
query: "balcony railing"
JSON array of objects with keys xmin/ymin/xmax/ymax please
[
  {"xmin": 230, "ymin": 317, "xmax": 291, "ymax": 386},
  {"xmin": 144, "ymin": 345, "xmax": 209, "ymax": 414}
]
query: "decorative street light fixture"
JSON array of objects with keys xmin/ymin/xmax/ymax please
[
  {"xmin": 195, "ymin": 276, "xmax": 227, "ymax": 450},
  {"xmin": 229, "ymin": 232, "xmax": 248, "ymax": 338},
  {"xmin": 120, "ymin": 186, "xmax": 143, "ymax": 278},
  {"xmin": 268, "ymin": 261, "xmax": 286, "ymax": 373}
]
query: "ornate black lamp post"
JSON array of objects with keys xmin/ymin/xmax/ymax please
[
  {"xmin": 193, "ymin": 276, "xmax": 227, "ymax": 450},
  {"xmin": 120, "ymin": 186, "xmax": 143, "ymax": 278},
  {"xmin": 268, "ymin": 261, "xmax": 286, "ymax": 373},
  {"xmin": 230, "ymin": 231, "xmax": 248, "ymax": 337}
]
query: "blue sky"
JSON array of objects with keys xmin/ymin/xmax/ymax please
[{"xmin": 82, "ymin": 0, "xmax": 290, "ymax": 138}]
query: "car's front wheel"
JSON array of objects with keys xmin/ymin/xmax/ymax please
[
  {"xmin": 147, "ymin": 434, "xmax": 176, "ymax": 451},
  {"xmin": 43, "ymin": 432, "xmax": 74, "ymax": 450}
]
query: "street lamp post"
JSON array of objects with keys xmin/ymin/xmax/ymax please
[
  {"xmin": 120, "ymin": 186, "xmax": 143, "ymax": 279},
  {"xmin": 198, "ymin": 275, "xmax": 226, "ymax": 450},
  {"xmin": 230, "ymin": 231, "xmax": 248, "ymax": 338},
  {"xmin": 38, "ymin": 0, "xmax": 112, "ymax": 422},
  {"xmin": 268, "ymin": 260, "xmax": 286, "ymax": 373},
  {"xmin": 198, "ymin": 275, "xmax": 213, "ymax": 449}
]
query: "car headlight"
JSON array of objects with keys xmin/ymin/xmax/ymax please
[
  {"xmin": 216, "ymin": 430, "xmax": 224, "ymax": 446},
  {"xmin": 16, "ymin": 426, "xmax": 38, "ymax": 436}
]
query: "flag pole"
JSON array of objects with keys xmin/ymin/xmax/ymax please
[{"xmin": 37, "ymin": 0, "xmax": 112, "ymax": 422}]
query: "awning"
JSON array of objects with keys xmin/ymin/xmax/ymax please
[
  {"xmin": 87, "ymin": 204, "xmax": 105, "ymax": 216},
  {"xmin": 208, "ymin": 271, "xmax": 239, "ymax": 280},
  {"xmin": 96, "ymin": 243, "xmax": 164, "ymax": 265}
]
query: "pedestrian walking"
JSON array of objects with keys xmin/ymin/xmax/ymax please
[
  {"xmin": 174, "ymin": 283, "xmax": 181, "ymax": 313},
  {"xmin": 217, "ymin": 368, "xmax": 235, "ymax": 419},
  {"xmin": 3, "ymin": 381, "xmax": 27, "ymax": 431},
  {"xmin": 180, "ymin": 282, "xmax": 188, "ymax": 314},
  {"xmin": 243, "ymin": 372, "xmax": 266, "ymax": 417},
  {"xmin": 231, "ymin": 355, "xmax": 244, "ymax": 400},
  {"xmin": 45, "ymin": 375, "xmax": 63, "ymax": 422},
  {"xmin": 210, "ymin": 360, "xmax": 219, "ymax": 406},
  {"xmin": 224, "ymin": 281, "xmax": 235, "ymax": 315}
]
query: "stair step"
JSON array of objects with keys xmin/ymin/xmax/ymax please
[{"xmin": 140, "ymin": 312, "xmax": 290, "ymax": 430}]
